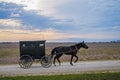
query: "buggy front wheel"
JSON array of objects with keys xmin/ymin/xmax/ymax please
[
  {"xmin": 19, "ymin": 55, "xmax": 33, "ymax": 69},
  {"xmin": 41, "ymin": 55, "xmax": 52, "ymax": 68}
]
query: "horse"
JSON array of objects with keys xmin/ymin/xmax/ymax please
[{"xmin": 51, "ymin": 41, "xmax": 88, "ymax": 66}]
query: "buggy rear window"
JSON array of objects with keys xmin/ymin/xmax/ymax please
[
  {"xmin": 22, "ymin": 44, "xmax": 26, "ymax": 47},
  {"xmin": 39, "ymin": 44, "xmax": 44, "ymax": 46}
]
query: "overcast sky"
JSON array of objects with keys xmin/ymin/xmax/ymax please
[{"xmin": 0, "ymin": 0, "xmax": 120, "ymax": 42}]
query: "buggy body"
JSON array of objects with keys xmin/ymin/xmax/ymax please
[
  {"xmin": 19, "ymin": 40, "xmax": 51, "ymax": 69},
  {"xmin": 20, "ymin": 40, "xmax": 45, "ymax": 59}
]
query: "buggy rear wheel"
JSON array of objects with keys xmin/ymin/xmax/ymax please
[
  {"xmin": 41, "ymin": 55, "xmax": 52, "ymax": 68},
  {"xmin": 19, "ymin": 55, "xmax": 33, "ymax": 69}
]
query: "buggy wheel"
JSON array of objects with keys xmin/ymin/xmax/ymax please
[
  {"xmin": 41, "ymin": 55, "xmax": 52, "ymax": 68},
  {"xmin": 19, "ymin": 55, "xmax": 33, "ymax": 69}
]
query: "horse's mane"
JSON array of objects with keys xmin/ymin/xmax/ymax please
[
  {"xmin": 69, "ymin": 43, "xmax": 81, "ymax": 48},
  {"xmin": 73, "ymin": 42, "xmax": 82, "ymax": 46}
]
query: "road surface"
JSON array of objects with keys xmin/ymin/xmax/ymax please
[{"xmin": 0, "ymin": 60, "xmax": 120, "ymax": 76}]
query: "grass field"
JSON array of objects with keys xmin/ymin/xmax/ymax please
[
  {"xmin": 0, "ymin": 72, "xmax": 120, "ymax": 80},
  {"xmin": 0, "ymin": 42, "xmax": 120, "ymax": 65}
]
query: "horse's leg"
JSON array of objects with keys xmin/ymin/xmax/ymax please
[
  {"xmin": 56, "ymin": 54, "xmax": 63, "ymax": 66},
  {"xmin": 70, "ymin": 55, "xmax": 74, "ymax": 66},
  {"xmin": 74, "ymin": 55, "xmax": 78, "ymax": 63},
  {"xmin": 53, "ymin": 55, "xmax": 57, "ymax": 66}
]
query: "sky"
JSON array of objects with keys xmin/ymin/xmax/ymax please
[{"xmin": 0, "ymin": 0, "xmax": 120, "ymax": 42}]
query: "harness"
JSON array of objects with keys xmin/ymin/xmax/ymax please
[
  {"xmin": 70, "ymin": 46, "xmax": 79, "ymax": 52},
  {"xmin": 56, "ymin": 45, "xmax": 79, "ymax": 54}
]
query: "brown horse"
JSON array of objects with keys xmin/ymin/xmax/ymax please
[{"xmin": 51, "ymin": 41, "xmax": 88, "ymax": 66}]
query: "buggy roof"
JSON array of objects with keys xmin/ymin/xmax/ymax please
[{"xmin": 19, "ymin": 40, "xmax": 46, "ymax": 43}]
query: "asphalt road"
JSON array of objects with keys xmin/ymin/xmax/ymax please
[{"xmin": 0, "ymin": 60, "xmax": 120, "ymax": 76}]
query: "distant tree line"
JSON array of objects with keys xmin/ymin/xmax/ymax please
[
  {"xmin": 111, "ymin": 40, "xmax": 120, "ymax": 43},
  {"xmin": 0, "ymin": 42, "xmax": 18, "ymax": 44}
]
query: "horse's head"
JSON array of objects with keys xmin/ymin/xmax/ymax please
[
  {"xmin": 76, "ymin": 41, "xmax": 88, "ymax": 49},
  {"xmin": 81, "ymin": 41, "xmax": 88, "ymax": 49}
]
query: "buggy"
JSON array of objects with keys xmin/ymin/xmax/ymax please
[{"xmin": 19, "ymin": 40, "xmax": 52, "ymax": 69}]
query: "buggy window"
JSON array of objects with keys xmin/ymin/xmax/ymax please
[
  {"xmin": 22, "ymin": 44, "xmax": 26, "ymax": 47},
  {"xmin": 39, "ymin": 44, "xmax": 44, "ymax": 47}
]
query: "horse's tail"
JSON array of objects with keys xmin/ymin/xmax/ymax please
[{"xmin": 51, "ymin": 48, "xmax": 56, "ymax": 58}]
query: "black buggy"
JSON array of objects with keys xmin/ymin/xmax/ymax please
[{"xmin": 19, "ymin": 40, "xmax": 52, "ymax": 69}]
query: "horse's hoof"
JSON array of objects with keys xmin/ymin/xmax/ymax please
[
  {"xmin": 70, "ymin": 63, "xmax": 73, "ymax": 66},
  {"xmin": 54, "ymin": 64, "xmax": 56, "ymax": 66}
]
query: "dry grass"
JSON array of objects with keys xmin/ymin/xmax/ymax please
[{"xmin": 0, "ymin": 42, "xmax": 120, "ymax": 65}]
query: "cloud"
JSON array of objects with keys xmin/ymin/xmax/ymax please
[
  {"xmin": 0, "ymin": 1, "xmax": 120, "ymax": 42},
  {"xmin": 0, "ymin": 29, "xmax": 69, "ymax": 41},
  {"xmin": 0, "ymin": 28, "xmax": 119, "ymax": 42},
  {"xmin": 10, "ymin": 13, "xmax": 20, "ymax": 17},
  {"xmin": 0, "ymin": 19, "xmax": 22, "ymax": 29},
  {"xmin": 0, "ymin": 2, "xmax": 49, "ymax": 29},
  {"xmin": 54, "ymin": 0, "xmax": 120, "ymax": 30},
  {"xmin": 0, "ymin": 2, "xmax": 23, "ymax": 19},
  {"xmin": 0, "ymin": 0, "xmax": 70, "ymax": 16},
  {"xmin": 112, "ymin": 26, "xmax": 120, "ymax": 31},
  {"xmin": 0, "ymin": 2, "xmax": 73, "ymax": 31}
]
